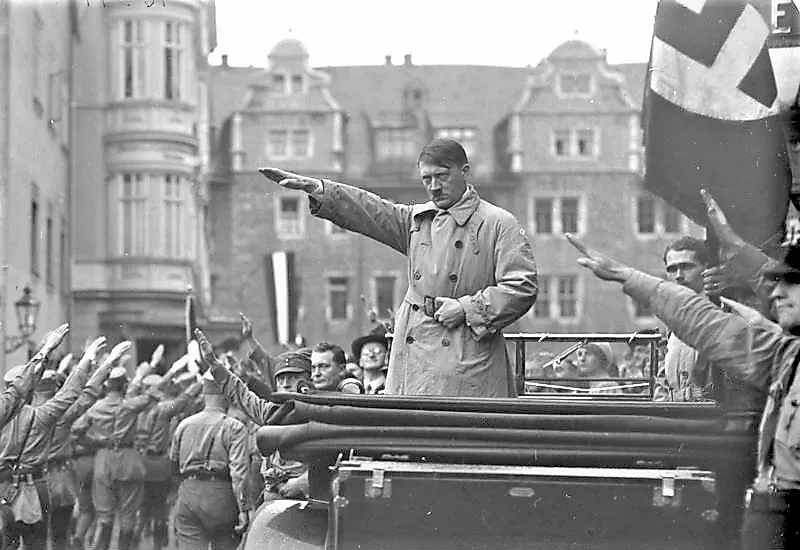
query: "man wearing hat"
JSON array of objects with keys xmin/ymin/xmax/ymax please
[
  {"xmin": 71, "ymin": 356, "xmax": 170, "ymax": 550},
  {"xmin": 352, "ymin": 326, "xmax": 390, "ymax": 395},
  {"xmin": 0, "ymin": 333, "xmax": 110, "ymax": 549},
  {"xmin": 134, "ymin": 361, "xmax": 202, "ymax": 550},
  {"xmin": 44, "ymin": 339, "xmax": 131, "ymax": 549},
  {"xmin": 274, "ymin": 351, "xmax": 312, "ymax": 394},
  {"xmin": 0, "ymin": 323, "xmax": 69, "ymax": 428},
  {"xmin": 169, "ymin": 369, "xmax": 250, "ymax": 550},
  {"xmin": 566, "ymin": 190, "xmax": 800, "ymax": 549}
]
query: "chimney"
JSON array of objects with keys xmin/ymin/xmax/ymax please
[
  {"xmin": 404, "ymin": 54, "xmax": 412, "ymax": 66},
  {"xmin": 221, "ymin": 54, "xmax": 229, "ymax": 67},
  {"xmin": 385, "ymin": 55, "xmax": 392, "ymax": 65}
]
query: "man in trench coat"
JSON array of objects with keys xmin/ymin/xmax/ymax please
[{"xmin": 261, "ymin": 138, "xmax": 538, "ymax": 397}]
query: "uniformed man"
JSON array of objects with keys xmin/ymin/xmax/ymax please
[
  {"xmin": 135, "ymin": 366, "xmax": 202, "ymax": 550},
  {"xmin": 71, "ymin": 360, "xmax": 168, "ymax": 549},
  {"xmin": 0, "ymin": 332, "xmax": 105, "ymax": 549},
  {"xmin": 44, "ymin": 339, "xmax": 131, "ymax": 549},
  {"xmin": 169, "ymin": 369, "xmax": 250, "ymax": 550},
  {"xmin": 0, "ymin": 323, "xmax": 69, "ymax": 428}
]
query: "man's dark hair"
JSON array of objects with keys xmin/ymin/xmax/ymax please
[
  {"xmin": 418, "ymin": 138, "xmax": 468, "ymax": 167},
  {"xmin": 313, "ymin": 341, "xmax": 347, "ymax": 366},
  {"xmin": 663, "ymin": 236, "xmax": 711, "ymax": 267}
]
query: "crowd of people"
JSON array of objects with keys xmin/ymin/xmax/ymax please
[
  {"xmin": 0, "ymin": 136, "xmax": 798, "ymax": 549},
  {"xmin": 0, "ymin": 309, "xmax": 395, "ymax": 550}
]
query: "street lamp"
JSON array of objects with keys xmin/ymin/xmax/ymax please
[{"xmin": 5, "ymin": 287, "xmax": 40, "ymax": 354}]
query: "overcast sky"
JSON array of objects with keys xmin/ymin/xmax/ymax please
[{"xmin": 209, "ymin": 0, "xmax": 661, "ymax": 69}]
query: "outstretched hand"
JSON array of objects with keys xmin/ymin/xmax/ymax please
[
  {"xmin": 566, "ymin": 234, "xmax": 633, "ymax": 282},
  {"xmin": 259, "ymin": 168, "xmax": 322, "ymax": 194},
  {"xmin": 240, "ymin": 312, "xmax": 253, "ymax": 341},
  {"xmin": 700, "ymin": 189, "xmax": 746, "ymax": 263},
  {"xmin": 41, "ymin": 324, "xmax": 70, "ymax": 355},
  {"xmin": 194, "ymin": 329, "xmax": 226, "ymax": 370}
]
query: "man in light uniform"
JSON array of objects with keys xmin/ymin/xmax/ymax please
[{"xmin": 170, "ymin": 369, "xmax": 250, "ymax": 550}]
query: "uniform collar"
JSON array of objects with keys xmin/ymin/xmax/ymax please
[{"xmin": 415, "ymin": 185, "xmax": 480, "ymax": 226}]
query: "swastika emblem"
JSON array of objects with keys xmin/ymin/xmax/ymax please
[{"xmin": 650, "ymin": 0, "xmax": 780, "ymax": 121}]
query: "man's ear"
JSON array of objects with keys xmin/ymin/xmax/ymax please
[{"xmin": 461, "ymin": 163, "xmax": 471, "ymax": 179}]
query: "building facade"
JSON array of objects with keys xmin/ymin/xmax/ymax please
[
  {"xmin": 208, "ymin": 39, "xmax": 704, "ymax": 355},
  {"xmin": 0, "ymin": 0, "xmax": 78, "ymax": 372},
  {"xmin": 70, "ymin": 0, "xmax": 218, "ymax": 366}
]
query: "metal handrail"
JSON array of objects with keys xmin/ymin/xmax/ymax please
[{"xmin": 507, "ymin": 331, "xmax": 663, "ymax": 398}]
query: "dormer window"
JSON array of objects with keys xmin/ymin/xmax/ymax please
[
  {"xmin": 558, "ymin": 73, "xmax": 593, "ymax": 97},
  {"xmin": 290, "ymin": 74, "xmax": 304, "ymax": 94},
  {"xmin": 272, "ymin": 73, "xmax": 286, "ymax": 93}
]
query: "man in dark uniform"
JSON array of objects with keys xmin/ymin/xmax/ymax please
[
  {"xmin": 44, "ymin": 340, "xmax": 130, "ymax": 549},
  {"xmin": 72, "ymin": 363, "xmax": 168, "ymax": 549},
  {"xmin": 135, "ymin": 370, "xmax": 202, "ymax": 550},
  {"xmin": 0, "ymin": 333, "xmax": 111, "ymax": 549},
  {"xmin": 169, "ymin": 369, "xmax": 250, "ymax": 550}
]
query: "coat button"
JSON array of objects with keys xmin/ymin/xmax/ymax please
[
  {"xmin": 449, "ymin": 273, "xmax": 458, "ymax": 282},
  {"xmin": 413, "ymin": 271, "xmax": 422, "ymax": 281},
  {"xmin": 411, "ymin": 304, "xmax": 419, "ymax": 311},
  {"xmin": 405, "ymin": 336, "xmax": 415, "ymax": 344},
  {"xmin": 454, "ymin": 240, "xmax": 463, "ymax": 249},
  {"xmin": 442, "ymin": 337, "xmax": 450, "ymax": 347}
]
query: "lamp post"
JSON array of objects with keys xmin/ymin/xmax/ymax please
[{"xmin": 5, "ymin": 287, "xmax": 41, "ymax": 357}]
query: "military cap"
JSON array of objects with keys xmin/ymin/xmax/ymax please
[
  {"xmin": 274, "ymin": 351, "xmax": 311, "ymax": 377},
  {"xmin": 3, "ymin": 365, "xmax": 23, "ymax": 384},
  {"xmin": 109, "ymin": 366, "xmax": 128, "ymax": 381}
]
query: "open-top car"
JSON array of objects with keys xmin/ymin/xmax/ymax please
[{"xmin": 244, "ymin": 332, "xmax": 759, "ymax": 550}]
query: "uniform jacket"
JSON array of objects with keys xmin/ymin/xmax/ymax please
[
  {"xmin": 169, "ymin": 406, "xmax": 250, "ymax": 512},
  {"xmin": 311, "ymin": 181, "xmax": 538, "ymax": 397},
  {"xmin": 623, "ymin": 242, "xmax": 800, "ymax": 488},
  {"xmin": 0, "ymin": 353, "xmax": 47, "ymax": 429},
  {"xmin": 0, "ymin": 358, "xmax": 91, "ymax": 471},
  {"xmin": 72, "ymin": 390, "xmax": 157, "ymax": 483}
]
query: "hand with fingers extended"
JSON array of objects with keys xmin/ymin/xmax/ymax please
[
  {"xmin": 150, "ymin": 344, "xmax": 165, "ymax": 368},
  {"xmin": 194, "ymin": 329, "xmax": 225, "ymax": 370},
  {"xmin": 57, "ymin": 353, "xmax": 74, "ymax": 376},
  {"xmin": 259, "ymin": 167, "xmax": 323, "ymax": 194},
  {"xmin": 104, "ymin": 341, "xmax": 132, "ymax": 366},
  {"xmin": 700, "ymin": 189, "xmax": 746, "ymax": 264},
  {"xmin": 41, "ymin": 324, "xmax": 70, "ymax": 356},
  {"xmin": 82, "ymin": 337, "xmax": 107, "ymax": 363},
  {"xmin": 566, "ymin": 234, "xmax": 634, "ymax": 282},
  {"xmin": 433, "ymin": 297, "xmax": 465, "ymax": 329}
]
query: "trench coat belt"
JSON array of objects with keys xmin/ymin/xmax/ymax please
[{"xmin": 404, "ymin": 287, "xmax": 437, "ymax": 317}]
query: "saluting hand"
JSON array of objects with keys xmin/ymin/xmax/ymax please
[
  {"xmin": 57, "ymin": 353, "xmax": 74, "ymax": 376},
  {"xmin": 82, "ymin": 337, "xmax": 107, "ymax": 363},
  {"xmin": 194, "ymin": 329, "xmax": 225, "ymax": 370},
  {"xmin": 240, "ymin": 312, "xmax": 254, "ymax": 341},
  {"xmin": 41, "ymin": 323, "xmax": 70, "ymax": 355},
  {"xmin": 566, "ymin": 234, "xmax": 633, "ymax": 283},
  {"xmin": 259, "ymin": 167, "xmax": 322, "ymax": 194},
  {"xmin": 105, "ymin": 341, "xmax": 132, "ymax": 366},
  {"xmin": 150, "ymin": 344, "xmax": 165, "ymax": 367},
  {"xmin": 700, "ymin": 189, "xmax": 746, "ymax": 264}
]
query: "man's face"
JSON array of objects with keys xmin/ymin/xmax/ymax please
[
  {"xmin": 419, "ymin": 161, "xmax": 469, "ymax": 210},
  {"xmin": 576, "ymin": 347, "xmax": 605, "ymax": 377},
  {"xmin": 359, "ymin": 342, "xmax": 387, "ymax": 371},
  {"xmin": 770, "ymin": 276, "xmax": 800, "ymax": 330},
  {"xmin": 311, "ymin": 350, "xmax": 344, "ymax": 391},
  {"xmin": 276, "ymin": 372, "xmax": 307, "ymax": 393},
  {"xmin": 664, "ymin": 249, "xmax": 706, "ymax": 293}
]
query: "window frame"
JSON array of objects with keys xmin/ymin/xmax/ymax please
[
  {"xmin": 371, "ymin": 271, "xmax": 401, "ymax": 321},
  {"xmin": 275, "ymin": 195, "xmax": 305, "ymax": 239},
  {"xmin": 163, "ymin": 21, "xmax": 184, "ymax": 101},
  {"xmin": 529, "ymin": 196, "xmax": 585, "ymax": 237},
  {"xmin": 325, "ymin": 273, "xmax": 352, "ymax": 322},
  {"xmin": 266, "ymin": 128, "xmax": 313, "ymax": 160},
  {"xmin": 550, "ymin": 128, "xmax": 600, "ymax": 161},
  {"xmin": 633, "ymin": 194, "xmax": 688, "ymax": 238},
  {"xmin": 120, "ymin": 19, "xmax": 146, "ymax": 100},
  {"xmin": 30, "ymin": 184, "xmax": 40, "ymax": 277},
  {"xmin": 119, "ymin": 173, "xmax": 148, "ymax": 256},
  {"xmin": 529, "ymin": 274, "xmax": 581, "ymax": 323},
  {"xmin": 556, "ymin": 72, "xmax": 595, "ymax": 98},
  {"xmin": 376, "ymin": 127, "xmax": 416, "ymax": 160},
  {"xmin": 435, "ymin": 127, "xmax": 477, "ymax": 160},
  {"xmin": 162, "ymin": 174, "xmax": 185, "ymax": 258}
]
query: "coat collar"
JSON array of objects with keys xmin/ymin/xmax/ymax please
[{"xmin": 414, "ymin": 185, "xmax": 480, "ymax": 226}]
